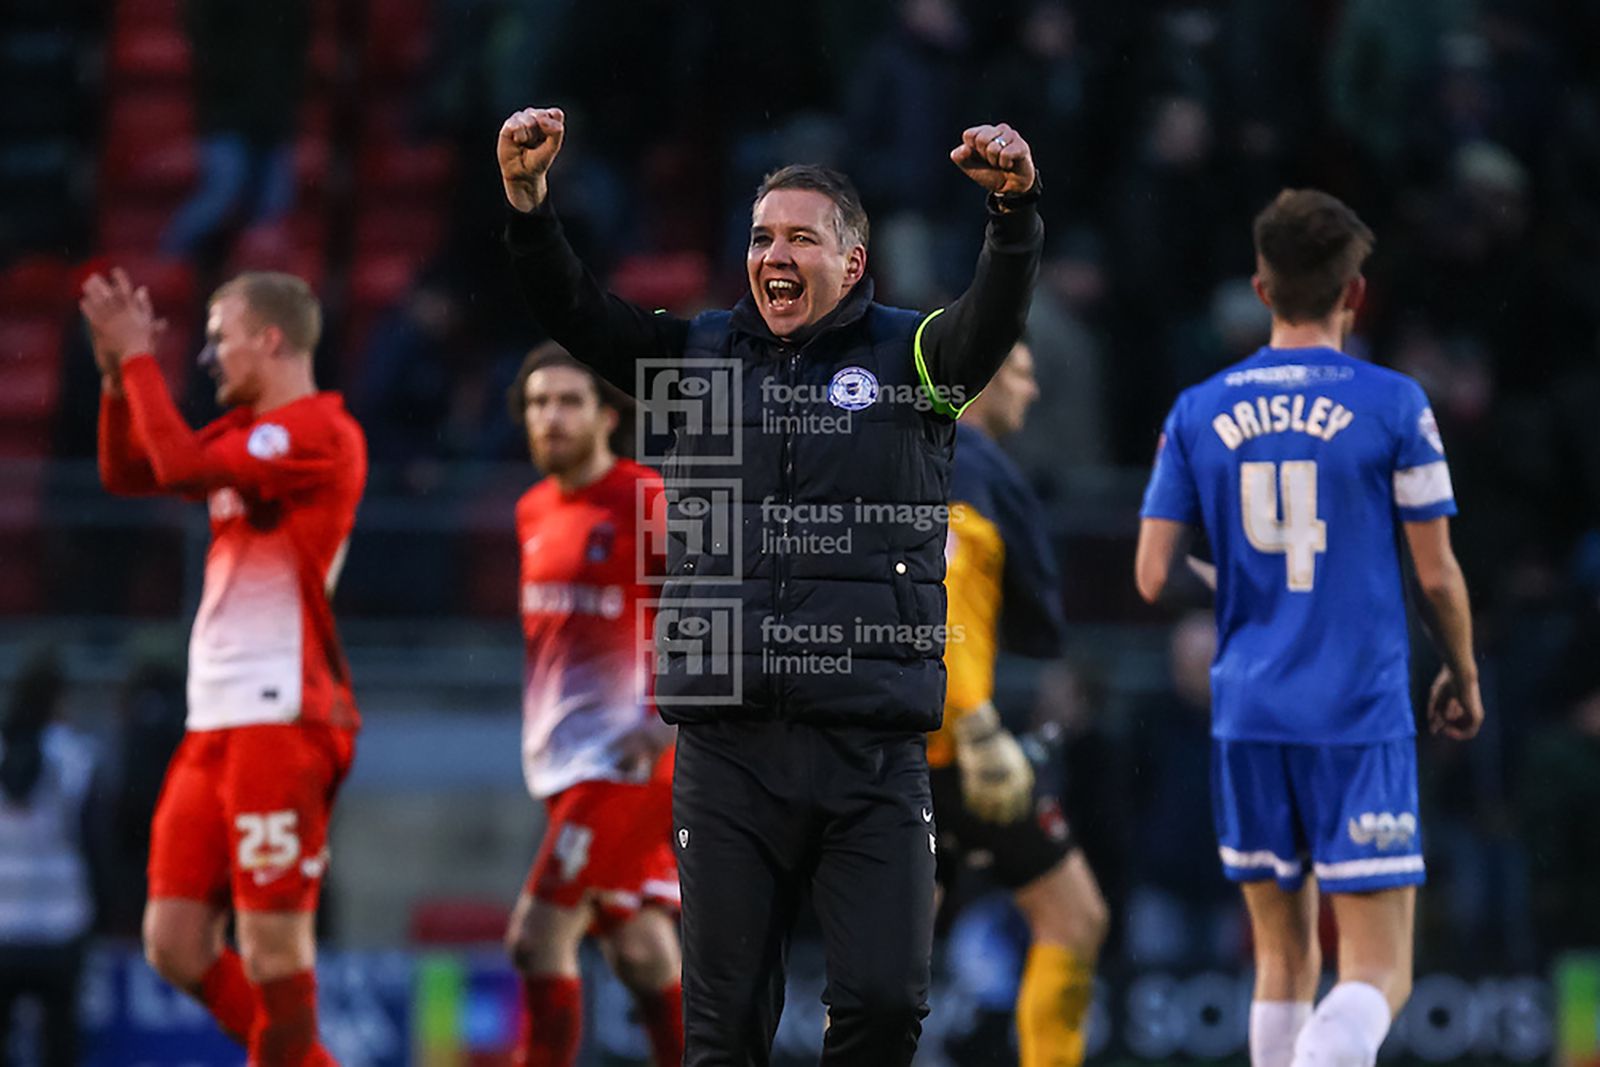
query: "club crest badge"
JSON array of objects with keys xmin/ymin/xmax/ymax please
[{"xmin": 828, "ymin": 366, "xmax": 879, "ymax": 411}]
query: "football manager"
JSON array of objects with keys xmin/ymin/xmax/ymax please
[{"xmin": 498, "ymin": 104, "xmax": 1042, "ymax": 1065}]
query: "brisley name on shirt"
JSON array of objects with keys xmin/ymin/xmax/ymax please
[{"xmin": 1211, "ymin": 393, "xmax": 1355, "ymax": 450}]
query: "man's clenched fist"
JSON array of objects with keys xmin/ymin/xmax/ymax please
[{"xmin": 498, "ymin": 106, "xmax": 566, "ymax": 213}]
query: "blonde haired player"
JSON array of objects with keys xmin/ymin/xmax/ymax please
[{"xmin": 84, "ymin": 268, "xmax": 364, "ymax": 1066}]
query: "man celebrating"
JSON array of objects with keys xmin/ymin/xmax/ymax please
[
  {"xmin": 499, "ymin": 106, "xmax": 1041, "ymax": 1064},
  {"xmin": 503, "ymin": 342, "xmax": 681, "ymax": 1067},
  {"xmin": 936, "ymin": 341, "xmax": 1109, "ymax": 1067},
  {"xmin": 83, "ymin": 269, "xmax": 364, "ymax": 1066},
  {"xmin": 1135, "ymin": 189, "xmax": 1483, "ymax": 1067}
]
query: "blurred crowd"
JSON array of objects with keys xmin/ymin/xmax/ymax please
[{"xmin": 1, "ymin": 0, "xmax": 1598, "ymax": 1003}]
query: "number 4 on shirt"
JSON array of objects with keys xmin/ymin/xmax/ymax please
[{"xmin": 1241, "ymin": 460, "xmax": 1327, "ymax": 592}]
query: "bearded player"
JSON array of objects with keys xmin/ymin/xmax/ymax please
[
  {"xmin": 83, "ymin": 268, "xmax": 365, "ymax": 1066},
  {"xmin": 504, "ymin": 342, "xmax": 681, "ymax": 1067}
]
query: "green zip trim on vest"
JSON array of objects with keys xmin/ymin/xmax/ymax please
[{"xmin": 913, "ymin": 307, "xmax": 982, "ymax": 419}]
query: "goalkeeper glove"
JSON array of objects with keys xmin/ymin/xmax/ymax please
[{"xmin": 951, "ymin": 702, "xmax": 1035, "ymax": 824}]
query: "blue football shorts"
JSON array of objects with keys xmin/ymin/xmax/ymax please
[{"xmin": 1211, "ymin": 737, "xmax": 1425, "ymax": 894}]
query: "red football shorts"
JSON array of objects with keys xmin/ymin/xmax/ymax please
[
  {"xmin": 148, "ymin": 722, "xmax": 356, "ymax": 913},
  {"xmin": 527, "ymin": 747, "xmax": 679, "ymax": 934}
]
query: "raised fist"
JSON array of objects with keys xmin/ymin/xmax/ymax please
[
  {"xmin": 950, "ymin": 123, "xmax": 1037, "ymax": 198},
  {"xmin": 498, "ymin": 107, "xmax": 566, "ymax": 213}
]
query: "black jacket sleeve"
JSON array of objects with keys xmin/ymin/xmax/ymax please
[
  {"xmin": 504, "ymin": 201, "xmax": 691, "ymax": 396},
  {"xmin": 996, "ymin": 475, "xmax": 1068, "ymax": 657},
  {"xmin": 915, "ymin": 198, "xmax": 1043, "ymax": 415}
]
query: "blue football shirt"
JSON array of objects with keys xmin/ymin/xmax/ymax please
[{"xmin": 1141, "ymin": 346, "xmax": 1457, "ymax": 744}]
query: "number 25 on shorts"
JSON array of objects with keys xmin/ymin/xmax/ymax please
[
  {"xmin": 1242, "ymin": 460, "xmax": 1327, "ymax": 591},
  {"xmin": 236, "ymin": 810, "xmax": 301, "ymax": 871}
]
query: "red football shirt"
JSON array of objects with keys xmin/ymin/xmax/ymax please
[
  {"xmin": 101, "ymin": 355, "xmax": 366, "ymax": 731},
  {"xmin": 516, "ymin": 458, "xmax": 666, "ymax": 797}
]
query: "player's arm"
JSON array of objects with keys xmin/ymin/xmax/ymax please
[
  {"xmin": 944, "ymin": 508, "xmax": 1034, "ymax": 824},
  {"xmin": 498, "ymin": 107, "xmax": 689, "ymax": 396},
  {"xmin": 1135, "ymin": 518, "xmax": 1190, "ymax": 603},
  {"xmin": 1404, "ymin": 517, "xmax": 1483, "ymax": 740},
  {"xmin": 121, "ymin": 357, "xmax": 342, "ymax": 498},
  {"xmin": 915, "ymin": 124, "xmax": 1043, "ymax": 416},
  {"xmin": 1136, "ymin": 400, "xmax": 1219, "ymax": 606},
  {"xmin": 83, "ymin": 271, "xmax": 163, "ymax": 495},
  {"xmin": 1393, "ymin": 384, "xmax": 1481, "ymax": 739},
  {"xmin": 97, "ymin": 381, "xmax": 161, "ymax": 496}
]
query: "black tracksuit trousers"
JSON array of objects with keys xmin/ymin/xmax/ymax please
[{"xmin": 673, "ymin": 719, "xmax": 937, "ymax": 1066}]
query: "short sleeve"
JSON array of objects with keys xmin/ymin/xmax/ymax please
[
  {"xmin": 1392, "ymin": 381, "xmax": 1457, "ymax": 522},
  {"xmin": 1140, "ymin": 398, "xmax": 1202, "ymax": 524}
]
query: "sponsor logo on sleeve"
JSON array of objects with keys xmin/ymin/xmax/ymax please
[
  {"xmin": 247, "ymin": 423, "xmax": 291, "ymax": 460},
  {"xmin": 1419, "ymin": 407, "xmax": 1444, "ymax": 454}
]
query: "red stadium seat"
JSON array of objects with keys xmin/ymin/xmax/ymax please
[
  {"xmin": 112, "ymin": 0, "xmax": 183, "ymax": 34},
  {"xmin": 0, "ymin": 466, "xmax": 44, "ymax": 615},
  {"xmin": 294, "ymin": 134, "xmax": 333, "ymax": 202},
  {"xmin": 306, "ymin": 24, "xmax": 340, "ymax": 90},
  {"xmin": 352, "ymin": 205, "xmax": 446, "ymax": 257},
  {"xmin": 226, "ymin": 220, "xmax": 328, "ymax": 292},
  {"xmin": 0, "ymin": 256, "xmax": 72, "ymax": 315},
  {"xmin": 97, "ymin": 204, "xmax": 173, "ymax": 253},
  {"xmin": 107, "ymin": 25, "xmax": 192, "ymax": 85},
  {"xmin": 0, "ymin": 319, "xmax": 65, "ymax": 467},
  {"xmin": 103, "ymin": 89, "xmax": 193, "ymax": 141},
  {"xmin": 355, "ymin": 140, "xmax": 456, "ymax": 199},
  {"xmin": 361, "ymin": 0, "xmax": 432, "ymax": 85},
  {"xmin": 101, "ymin": 91, "xmax": 198, "ymax": 197},
  {"xmin": 105, "ymin": 135, "xmax": 200, "ymax": 196},
  {"xmin": 610, "ymin": 252, "xmax": 712, "ymax": 315},
  {"xmin": 342, "ymin": 250, "xmax": 426, "ymax": 358}
]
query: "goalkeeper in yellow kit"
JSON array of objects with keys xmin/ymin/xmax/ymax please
[{"xmin": 934, "ymin": 341, "xmax": 1109, "ymax": 1067}]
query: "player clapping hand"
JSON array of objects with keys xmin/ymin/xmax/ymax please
[{"xmin": 80, "ymin": 268, "xmax": 166, "ymax": 388}]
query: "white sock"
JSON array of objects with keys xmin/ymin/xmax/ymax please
[
  {"xmin": 1291, "ymin": 981, "xmax": 1392, "ymax": 1067},
  {"xmin": 1251, "ymin": 1000, "xmax": 1312, "ymax": 1067}
]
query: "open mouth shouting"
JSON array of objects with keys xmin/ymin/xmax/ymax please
[{"xmin": 764, "ymin": 277, "xmax": 804, "ymax": 315}]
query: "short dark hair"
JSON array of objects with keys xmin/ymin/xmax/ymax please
[
  {"xmin": 1251, "ymin": 189, "xmax": 1374, "ymax": 323},
  {"xmin": 211, "ymin": 272, "xmax": 322, "ymax": 354},
  {"xmin": 506, "ymin": 341, "xmax": 636, "ymax": 458},
  {"xmin": 754, "ymin": 164, "xmax": 870, "ymax": 251}
]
